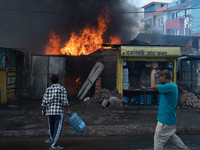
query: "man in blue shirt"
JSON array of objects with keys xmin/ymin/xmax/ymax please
[{"xmin": 151, "ymin": 69, "xmax": 189, "ymax": 150}]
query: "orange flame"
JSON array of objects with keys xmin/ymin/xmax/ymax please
[
  {"xmin": 45, "ymin": 31, "xmax": 61, "ymax": 55},
  {"xmin": 45, "ymin": 7, "xmax": 121, "ymax": 56},
  {"xmin": 110, "ymin": 36, "xmax": 121, "ymax": 44},
  {"xmin": 76, "ymin": 77, "xmax": 81, "ymax": 84},
  {"xmin": 145, "ymin": 40, "xmax": 150, "ymax": 44}
]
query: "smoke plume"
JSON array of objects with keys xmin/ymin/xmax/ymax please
[{"xmin": 0, "ymin": 0, "xmax": 141, "ymax": 54}]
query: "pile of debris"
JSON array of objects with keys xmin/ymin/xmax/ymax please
[
  {"xmin": 178, "ymin": 88, "xmax": 200, "ymax": 109},
  {"xmin": 84, "ymin": 88, "xmax": 122, "ymax": 108}
]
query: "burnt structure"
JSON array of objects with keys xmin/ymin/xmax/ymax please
[{"xmin": 31, "ymin": 49, "xmax": 117, "ymax": 99}]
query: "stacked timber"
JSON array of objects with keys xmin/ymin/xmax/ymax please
[{"xmin": 178, "ymin": 89, "xmax": 200, "ymax": 109}]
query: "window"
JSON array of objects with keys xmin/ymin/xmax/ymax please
[
  {"xmin": 176, "ymin": 12, "xmax": 179, "ymax": 18},
  {"xmin": 199, "ymin": 39, "xmax": 200, "ymax": 52},
  {"xmin": 161, "ymin": 17, "xmax": 163, "ymax": 25},
  {"xmin": 172, "ymin": 29, "xmax": 179, "ymax": 35},
  {"xmin": 151, "ymin": 5, "xmax": 155, "ymax": 11},
  {"xmin": 172, "ymin": 12, "xmax": 179, "ymax": 20},
  {"xmin": 172, "ymin": 13, "xmax": 175, "ymax": 20},
  {"xmin": 157, "ymin": 18, "xmax": 160, "ymax": 26},
  {"xmin": 180, "ymin": 0, "xmax": 185, "ymax": 3},
  {"xmin": 176, "ymin": 29, "xmax": 179, "ymax": 35},
  {"xmin": 144, "ymin": 4, "xmax": 155, "ymax": 14}
]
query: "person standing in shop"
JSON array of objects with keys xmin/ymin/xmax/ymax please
[
  {"xmin": 42, "ymin": 74, "xmax": 71, "ymax": 150},
  {"xmin": 151, "ymin": 69, "xmax": 189, "ymax": 150}
]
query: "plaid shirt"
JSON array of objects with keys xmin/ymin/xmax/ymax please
[{"xmin": 41, "ymin": 83, "xmax": 69, "ymax": 116}]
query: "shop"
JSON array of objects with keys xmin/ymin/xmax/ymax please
[
  {"xmin": 0, "ymin": 47, "xmax": 30, "ymax": 106},
  {"xmin": 116, "ymin": 45, "xmax": 181, "ymax": 106},
  {"xmin": 177, "ymin": 55, "xmax": 200, "ymax": 92}
]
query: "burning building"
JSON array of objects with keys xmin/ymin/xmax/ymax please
[
  {"xmin": 31, "ymin": 48, "xmax": 118, "ymax": 99},
  {"xmin": 0, "ymin": 0, "xmax": 141, "ymax": 54},
  {"xmin": 31, "ymin": 3, "xmax": 132, "ymax": 99}
]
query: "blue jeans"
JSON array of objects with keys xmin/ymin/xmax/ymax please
[{"xmin": 48, "ymin": 115, "xmax": 64, "ymax": 148}]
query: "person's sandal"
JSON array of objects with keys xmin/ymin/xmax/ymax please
[
  {"xmin": 45, "ymin": 139, "xmax": 51, "ymax": 144},
  {"xmin": 49, "ymin": 146, "xmax": 64, "ymax": 150},
  {"xmin": 56, "ymin": 146, "xmax": 63, "ymax": 149}
]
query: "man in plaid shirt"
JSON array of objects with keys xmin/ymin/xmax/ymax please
[{"xmin": 42, "ymin": 74, "xmax": 71, "ymax": 150}]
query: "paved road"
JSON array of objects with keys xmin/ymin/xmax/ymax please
[
  {"xmin": 2, "ymin": 99, "xmax": 200, "ymax": 137},
  {"xmin": 0, "ymin": 135, "xmax": 199, "ymax": 150}
]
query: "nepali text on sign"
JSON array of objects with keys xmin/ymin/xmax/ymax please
[
  {"xmin": 120, "ymin": 46, "xmax": 180, "ymax": 57},
  {"xmin": 122, "ymin": 50, "xmax": 168, "ymax": 56}
]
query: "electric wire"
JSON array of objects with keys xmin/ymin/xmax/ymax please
[{"xmin": 0, "ymin": 6, "xmax": 199, "ymax": 14}]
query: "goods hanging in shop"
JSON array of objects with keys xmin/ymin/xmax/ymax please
[{"xmin": 116, "ymin": 45, "xmax": 180, "ymax": 106}]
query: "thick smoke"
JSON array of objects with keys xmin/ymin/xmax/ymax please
[{"xmin": 0, "ymin": 0, "xmax": 141, "ymax": 54}]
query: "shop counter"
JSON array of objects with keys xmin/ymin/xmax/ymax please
[{"xmin": 123, "ymin": 89, "xmax": 158, "ymax": 105}]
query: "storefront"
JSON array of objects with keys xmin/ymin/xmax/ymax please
[
  {"xmin": 0, "ymin": 47, "xmax": 29, "ymax": 106},
  {"xmin": 116, "ymin": 45, "xmax": 181, "ymax": 106},
  {"xmin": 177, "ymin": 55, "xmax": 200, "ymax": 92}
]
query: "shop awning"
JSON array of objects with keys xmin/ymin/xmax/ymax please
[
  {"xmin": 178, "ymin": 55, "xmax": 200, "ymax": 61},
  {"xmin": 121, "ymin": 46, "xmax": 180, "ymax": 57}
]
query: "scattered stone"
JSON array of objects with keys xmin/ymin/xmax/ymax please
[
  {"xmin": 83, "ymin": 97, "xmax": 90, "ymax": 103},
  {"xmin": 7, "ymin": 105, "xmax": 19, "ymax": 108},
  {"xmin": 102, "ymin": 99, "xmax": 109, "ymax": 107},
  {"xmin": 84, "ymin": 88, "xmax": 121, "ymax": 108},
  {"xmin": 178, "ymin": 88, "xmax": 200, "ymax": 109}
]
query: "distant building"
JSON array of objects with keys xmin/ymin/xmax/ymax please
[
  {"xmin": 141, "ymin": 1, "xmax": 168, "ymax": 34},
  {"xmin": 141, "ymin": 0, "xmax": 200, "ymax": 36}
]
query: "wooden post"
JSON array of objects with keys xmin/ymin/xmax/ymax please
[
  {"xmin": 116, "ymin": 50, "xmax": 123, "ymax": 99},
  {"xmin": 174, "ymin": 58, "xmax": 177, "ymax": 84},
  {"xmin": 0, "ymin": 70, "xmax": 7, "ymax": 105},
  {"xmin": 77, "ymin": 62, "xmax": 104, "ymax": 100}
]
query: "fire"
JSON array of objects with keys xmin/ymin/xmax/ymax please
[
  {"xmin": 45, "ymin": 7, "xmax": 121, "ymax": 56},
  {"xmin": 110, "ymin": 36, "xmax": 121, "ymax": 44},
  {"xmin": 45, "ymin": 31, "xmax": 61, "ymax": 55},
  {"xmin": 145, "ymin": 40, "xmax": 150, "ymax": 44},
  {"xmin": 76, "ymin": 77, "xmax": 81, "ymax": 84}
]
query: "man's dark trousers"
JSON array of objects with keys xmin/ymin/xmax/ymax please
[{"xmin": 48, "ymin": 115, "xmax": 64, "ymax": 148}]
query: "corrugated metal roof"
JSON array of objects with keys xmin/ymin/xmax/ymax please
[
  {"xmin": 133, "ymin": 33, "xmax": 200, "ymax": 48},
  {"xmin": 141, "ymin": 1, "xmax": 168, "ymax": 8},
  {"xmin": 179, "ymin": 55, "xmax": 200, "ymax": 60},
  {"xmin": 101, "ymin": 42, "xmax": 181, "ymax": 48}
]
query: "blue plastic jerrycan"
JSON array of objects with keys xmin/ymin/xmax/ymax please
[{"xmin": 67, "ymin": 113, "xmax": 86, "ymax": 133}]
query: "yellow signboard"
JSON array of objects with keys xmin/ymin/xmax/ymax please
[
  {"xmin": 7, "ymin": 71, "xmax": 16, "ymax": 103},
  {"xmin": 121, "ymin": 46, "xmax": 180, "ymax": 57}
]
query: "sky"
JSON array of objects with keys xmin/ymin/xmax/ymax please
[{"xmin": 128, "ymin": 0, "xmax": 172, "ymax": 8}]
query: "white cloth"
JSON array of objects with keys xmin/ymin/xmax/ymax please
[{"xmin": 154, "ymin": 121, "xmax": 189, "ymax": 150}]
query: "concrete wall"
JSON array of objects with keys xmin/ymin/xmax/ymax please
[
  {"xmin": 191, "ymin": 1, "xmax": 200, "ymax": 34},
  {"xmin": 166, "ymin": 18, "xmax": 184, "ymax": 35}
]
